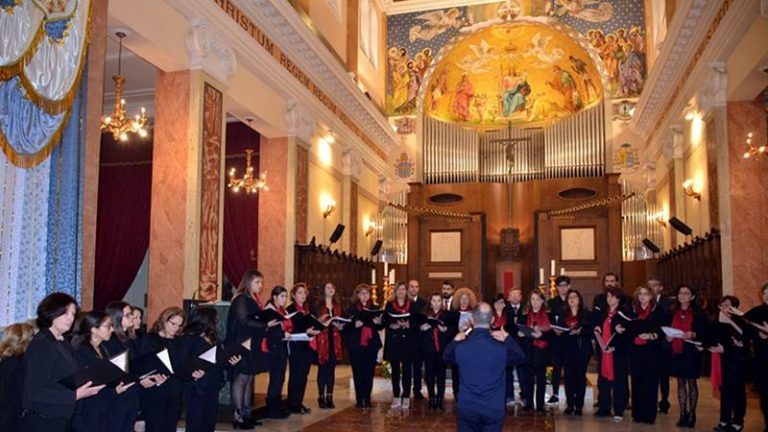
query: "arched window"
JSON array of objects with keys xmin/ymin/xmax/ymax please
[{"xmin": 359, "ymin": 0, "xmax": 379, "ymax": 69}]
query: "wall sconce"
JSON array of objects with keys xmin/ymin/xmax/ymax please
[
  {"xmin": 321, "ymin": 195, "xmax": 336, "ymax": 218},
  {"xmin": 364, "ymin": 219, "xmax": 375, "ymax": 237},
  {"xmin": 682, "ymin": 179, "xmax": 701, "ymax": 200},
  {"xmin": 656, "ymin": 214, "xmax": 667, "ymax": 227}
]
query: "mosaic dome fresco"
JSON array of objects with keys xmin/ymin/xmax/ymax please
[{"xmin": 421, "ymin": 21, "xmax": 603, "ymax": 129}]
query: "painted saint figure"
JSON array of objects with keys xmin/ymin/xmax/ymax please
[
  {"xmin": 568, "ymin": 55, "xmax": 598, "ymax": 102},
  {"xmin": 452, "ymin": 74, "xmax": 474, "ymax": 122},
  {"xmin": 501, "ymin": 69, "xmax": 529, "ymax": 116},
  {"xmin": 549, "ymin": 65, "xmax": 583, "ymax": 113}
]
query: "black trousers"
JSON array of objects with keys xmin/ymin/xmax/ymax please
[
  {"xmin": 184, "ymin": 387, "xmax": 219, "ymax": 432},
  {"xmin": 720, "ymin": 357, "xmax": 748, "ymax": 426},
  {"xmin": 597, "ymin": 356, "xmax": 629, "ymax": 416},
  {"xmin": 287, "ymin": 349, "xmax": 313, "ymax": 409},
  {"xmin": 658, "ymin": 347, "xmax": 671, "ymax": 406},
  {"xmin": 757, "ymin": 361, "xmax": 768, "ymax": 429},
  {"xmin": 19, "ymin": 412, "xmax": 70, "ymax": 432},
  {"xmin": 631, "ymin": 349, "xmax": 659, "ymax": 423},
  {"xmin": 317, "ymin": 354, "xmax": 337, "ymax": 396},
  {"xmin": 522, "ymin": 347, "xmax": 549, "ymax": 409},
  {"xmin": 140, "ymin": 387, "xmax": 182, "ymax": 432},
  {"xmin": 412, "ymin": 349, "xmax": 424, "ymax": 394},
  {"xmin": 451, "ymin": 365, "xmax": 460, "ymax": 400},
  {"xmin": 563, "ymin": 352, "xmax": 589, "ymax": 409},
  {"xmin": 424, "ymin": 350, "xmax": 446, "ymax": 399},
  {"xmin": 391, "ymin": 359, "xmax": 412, "ymax": 398},
  {"xmin": 108, "ymin": 387, "xmax": 140, "ymax": 432},
  {"xmin": 550, "ymin": 342, "xmax": 563, "ymax": 396},
  {"xmin": 266, "ymin": 349, "xmax": 288, "ymax": 410},
  {"xmin": 350, "ymin": 347, "xmax": 378, "ymax": 403}
]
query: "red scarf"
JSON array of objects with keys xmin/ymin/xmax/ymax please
[
  {"xmin": 429, "ymin": 309, "xmax": 443, "ymax": 352},
  {"xmin": 601, "ymin": 308, "xmax": 617, "ymax": 381},
  {"xmin": 492, "ymin": 308, "xmax": 507, "ymax": 330},
  {"xmin": 251, "ymin": 293, "xmax": 263, "ymax": 309},
  {"xmin": 565, "ymin": 310, "xmax": 580, "ymax": 329},
  {"xmin": 633, "ymin": 305, "xmax": 652, "ymax": 346},
  {"xmin": 392, "ymin": 299, "xmax": 411, "ymax": 314},
  {"xmin": 527, "ymin": 309, "xmax": 550, "ymax": 349},
  {"xmin": 711, "ymin": 352, "xmax": 722, "ymax": 392},
  {"xmin": 261, "ymin": 304, "xmax": 292, "ymax": 353},
  {"xmin": 671, "ymin": 308, "xmax": 692, "ymax": 355},
  {"xmin": 356, "ymin": 301, "xmax": 374, "ymax": 347},
  {"xmin": 312, "ymin": 302, "xmax": 343, "ymax": 364},
  {"xmin": 293, "ymin": 302, "xmax": 310, "ymax": 316}
]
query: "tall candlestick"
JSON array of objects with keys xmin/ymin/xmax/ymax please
[
  {"xmin": 550, "ymin": 260, "xmax": 556, "ymax": 276},
  {"xmin": 539, "ymin": 268, "xmax": 545, "ymax": 285}
]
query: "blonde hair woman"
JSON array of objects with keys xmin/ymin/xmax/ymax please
[
  {"xmin": 451, "ymin": 287, "xmax": 477, "ymax": 312},
  {"xmin": 1, "ymin": 321, "xmax": 35, "ymax": 432}
]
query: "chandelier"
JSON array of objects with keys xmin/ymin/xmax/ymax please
[
  {"xmin": 228, "ymin": 149, "xmax": 268, "ymax": 194},
  {"xmin": 101, "ymin": 32, "xmax": 149, "ymax": 141}
]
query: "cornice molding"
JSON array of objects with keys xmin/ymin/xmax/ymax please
[
  {"xmin": 381, "ymin": 0, "xmax": 499, "ymax": 15},
  {"xmin": 241, "ymin": 0, "xmax": 396, "ymax": 152},
  {"xmin": 637, "ymin": 0, "xmax": 758, "ymax": 164}
]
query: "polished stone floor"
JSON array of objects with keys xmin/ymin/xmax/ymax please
[{"xmin": 175, "ymin": 366, "xmax": 765, "ymax": 431}]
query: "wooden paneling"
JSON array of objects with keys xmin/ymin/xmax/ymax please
[
  {"xmin": 294, "ymin": 244, "xmax": 374, "ymax": 308},
  {"xmin": 407, "ymin": 175, "xmax": 622, "ymax": 303}
]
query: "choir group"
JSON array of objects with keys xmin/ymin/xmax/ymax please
[{"xmin": 1, "ymin": 270, "xmax": 767, "ymax": 432}]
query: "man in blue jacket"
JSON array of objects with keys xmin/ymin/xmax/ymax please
[{"xmin": 444, "ymin": 302, "xmax": 526, "ymax": 432}]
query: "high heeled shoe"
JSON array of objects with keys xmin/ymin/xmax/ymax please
[
  {"xmin": 326, "ymin": 394, "xmax": 335, "ymax": 409},
  {"xmin": 318, "ymin": 395, "xmax": 327, "ymax": 409},
  {"xmin": 686, "ymin": 412, "xmax": 696, "ymax": 428},
  {"xmin": 676, "ymin": 412, "xmax": 689, "ymax": 428}
]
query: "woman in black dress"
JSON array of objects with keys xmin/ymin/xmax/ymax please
[
  {"xmin": 667, "ymin": 284, "xmax": 708, "ymax": 428},
  {"xmin": 224, "ymin": 270, "xmax": 268, "ymax": 428},
  {"xmin": 285, "ymin": 283, "xmax": 320, "ymax": 414},
  {"xmin": 385, "ymin": 281, "xmax": 418, "ymax": 410},
  {"xmin": 710, "ymin": 296, "xmax": 749, "ymax": 432},
  {"xmin": 314, "ymin": 282, "xmax": 345, "ymax": 409},
  {"xmin": 628, "ymin": 285, "xmax": 665, "ymax": 425},
  {"xmin": 19, "ymin": 293, "xmax": 104, "ymax": 432},
  {"xmin": 262, "ymin": 286, "xmax": 292, "ymax": 419},
  {"xmin": 181, "ymin": 306, "xmax": 241, "ymax": 432},
  {"xmin": 345, "ymin": 284, "xmax": 382, "ymax": 409},
  {"xmin": 592, "ymin": 287, "xmax": 631, "ymax": 421},
  {"xmin": 419, "ymin": 292, "xmax": 451, "ymax": 410},
  {"xmin": 137, "ymin": 306, "xmax": 195, "ymax": 432},
  {"xmin": 71, "ymin": 311, "xmax": 136, "ymax": 432},
  {"xmin": 0, "ymin": 322, "xmax": 34, "ymax": 432},
  {"xmin": 745, "ymin": 282, "xmax": 768, "ymax": 431},
  {"xmin": 556, "ymin": 289, "xmax": 592, "ymax": 416},
  {"xmin": 519, "ymin": 289, "xmax": 552, "ymax": 412}
]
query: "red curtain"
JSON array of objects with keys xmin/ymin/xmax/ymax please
[
  {"xmin": 93, "ymin": 132, "xmax": 153, "ymax": 310},
  {"xmin": 222, "ymin": 122, "xmax": 260, "ymax": 287}
]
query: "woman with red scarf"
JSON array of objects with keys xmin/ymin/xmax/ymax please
[
  {"xmin": 628, "ymin": 285, "xmax": 666, "ymax": 425},
  {"xmin": 518, "ymin": 290, "xmax": 552, "ymax": 412},
  {"xmin": 224, "ymin": 270, "xmax": 270, "ymax": 428},
  {"xmin": 592, "ymin": 287, "xmax": 631, "ymax": 421},
  {"xmin": 344, "ymin": 284, "xmax": 382, "ymax": 409},
  {"xmin": 385, "ymin": 281, "xmax": 418, "ymax": 410},
  {"xmin": 491, "ymin": 293, "xmax": 507, "ymax": 331},
  {"xmin": 314, "ymin": 282, "xmax": 345, "ymax": 409},
  {"xmin": 263, "ymin": 286, "xmax": 293, "ymax": 419},
  {"xmin": 667, "ymin": 284, "xmax": 708, "ymax": 428},
  {"xmin": 285, "ymin": 283, "xmax": 321, "ymax": 415},
  {"xmin": 419, "ymin": 293, "xmax": 452, "ymax": 410},
  {"xmin": 557, "ymin": 289, "xmax": 592, "ymax": 416}
]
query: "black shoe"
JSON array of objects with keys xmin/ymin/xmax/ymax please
[
  {"xmin": 547, "ymin": 395, "xmax": 559, "ymax": 404},
  {"xmin": 659, "ymin": 400, "xmax": 671, "ymax": 414},
  {"xmin": 730, "ymin": 424, "xmax": 743, "ymax": 432},
  {"xmin": 414, "ymin": 392, "xmax": 425, "ymax": 400},
  {"xmin": 677, "ymin": 412, "xmax": 689, "ymax": 427},
  {"xmin": 575, "ymin": 408, "xmax": 583, "ymax": 416},
  {"xmin": 267, "ymin": 408, "xmax": 290, "ymax": 419},
  {"xmin": 436, "ymin": 396, "xmax": 444, "ymax": 410},
  {"xmin": 318, "ymin": 396, "xmax": 327, "ymax": 409},
  {"xmin": 233, "ymin": 420, "xmax": 254, "ymax": 430},
  {"xmin": 326, "ymin": 394, "xmax": 335, "ymax": 409},
  {"xmin": 564, "ymin": 406, "xmax": 574, "ymax": 415},
  {"xmin": 713, "ymin": 422, "xmax": 729, "ymax": 432},
  {"xmin": 356, "ymin": 400, "xmax": 363, "ymax": 409},
  {"xmin": 687, "ymin": 412, "xmax": 696, "ymax": 428},
  {"xmin": 289, "ymin": 406, "xmax": 311, "ymax": 414},
  {"xmin": 362, "ymin": 399, "xmax": 371, "ymax": 409},
  {"xmin": 594, "ymin": 410, "xmax": 611, "ymax": 418}
]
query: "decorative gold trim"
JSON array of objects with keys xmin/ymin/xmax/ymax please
[
  {"xmin": 0, "ymin": 106, "xmax": 73, "ymax": 168},
  {"xmin": 0, "ymin": 26, "xmax": 45, "ymax": 81},
  {"xmin": 546, "ymin": 193, "xmax": 634, "ymax": 216},
  {"xmin": 0, "ymin": 0, "xmax": 92, "ymax": 115}
]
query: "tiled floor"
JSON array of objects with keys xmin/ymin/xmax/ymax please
[{"xmin": 176, "ymin": 367, "xmax": 765, "ymax": 431}]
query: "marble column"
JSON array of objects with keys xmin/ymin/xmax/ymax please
[
  {"xmin": 669, "ymin": 125, "xmax": 686, "ymax": 247},
  {"xmin": 726, "ymin": 100, "xmax": 768, "ymax": 309},
  {"xmin": 80, "ymin": 0, "xmax": 109, "ymax": 309},
  {"xmin": 341, "ymin": 147, "xmax": 362, "ymax": 254}
]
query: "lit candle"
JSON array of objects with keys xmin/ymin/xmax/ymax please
[
  {"xmin": 389, "ymin": 269, "xmax": 395, "ymax": 285},
  {"xmin": 384, "ymin": 261, "xmax": 389, "ymax": 275},
  {"xmin": 550, "ymin": 260, "xmax": 556, "ymax": 276},
  {"xmin": 539, "ymin": 268, "xmax": 545, "ymax": 285},
  {"xmin": 371, "ymin": 269, "xmax": 376, "ymax": 285},
  {"xmin": 560, "ymin": 268, "xmax": 565, "ymax": 276}
]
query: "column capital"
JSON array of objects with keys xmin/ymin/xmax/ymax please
[
  {"xmin": 187, "ymin": 19, "xmax": 236, "ymax": 87},
  {"xmin": 342, "ymin": 146, "xmax": 362, "ymax": 182},
  {"xmin": 285, "ymin": 99, "xmax": 316, "ymax": 143},
  {"xmin": 663, "ymin": 125, "xmax": 685, "ymax": 161},
  {"xmin": 697, "ymin": 61, "xmax": 728, "ymax": 112}
]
